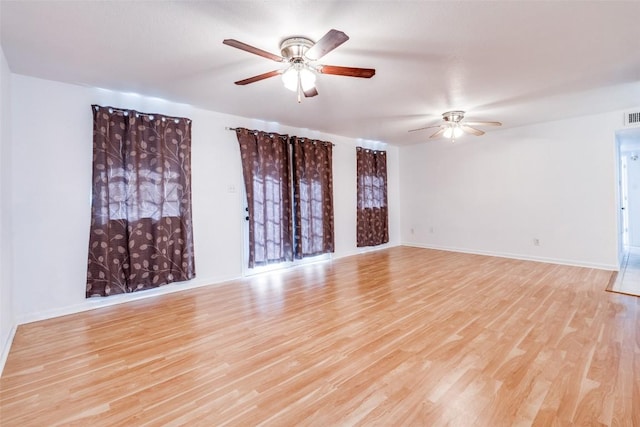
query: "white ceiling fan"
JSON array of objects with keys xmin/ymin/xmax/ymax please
[{"xmin": 409, "ymin": 111, "xmax": 502, "ymax": 141}]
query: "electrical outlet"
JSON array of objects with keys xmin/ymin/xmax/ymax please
[
  {"xmin": 429, "ymin": 227, "xmax": 435, "ymax": 233},
  {"xmin": 533, "ymin": 238, "xmax": 540, "ymax": 246},
  {"xmin": 410, "ymin": 228, "xmax": 415, "ymax": 235}
]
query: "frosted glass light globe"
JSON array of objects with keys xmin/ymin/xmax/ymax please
[
  {"xmin": 443, "ymin": 125, "xmax": 463, "ymax": 139},
  {"xmin": 282, "ymin": 68, "xmax": 298, "ymax": 92},
  {"xmin": 282, "ymin": 66, "xmax": 316, "ymax": 92}
]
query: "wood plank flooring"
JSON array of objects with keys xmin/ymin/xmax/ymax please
[{"xmin": 1, "ymin": 246, "xmax": 638, "ymax": 426}]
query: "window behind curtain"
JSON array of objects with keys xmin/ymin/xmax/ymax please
[
  {"xmin": 292, "ymin": 137, "xmax": 334, "ymax": 258},
  {"xmin": 236, "ymin": 128, "xmax": 294, "ymax": 268},
  {"xmin": 356, "ymin": 147, "xmax": 389, "ymax": 247},
  {"xmin": 86, "ymin": 105, "xmax": 195, "ymax": 297}
]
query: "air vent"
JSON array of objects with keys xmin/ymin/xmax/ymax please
[{"xmin": 624, "ymin": 111, "xmax": 640, "ymax": 127}]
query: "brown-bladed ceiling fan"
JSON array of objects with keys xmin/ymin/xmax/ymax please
[
  {"xmin": 409, "ymin": 111, "xmax": 502, "ymax": 141},
  {"xmin": 223, "ymin": 29, "xmax": 375, "ymax": 102}
]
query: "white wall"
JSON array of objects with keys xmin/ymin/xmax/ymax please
[
  {"xmin": 0, "ymin": 47, "xmax": 16, "ymax": 373},
  {"xmin": 399, "ymin": 112, "xmax": 621, "ymax": 269},
  {"xmin": 9, "ymin": 74, "xmax": 400, "ymax": 324}
]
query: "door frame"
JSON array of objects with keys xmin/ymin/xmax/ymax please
[{"xmin": 616, "ymin": 126, "xmax": 640, "ymax": 267}]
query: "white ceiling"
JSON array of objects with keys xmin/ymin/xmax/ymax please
[{"xmin": 1, "ymin": 1, "xmax": 639, "ymax": 146}]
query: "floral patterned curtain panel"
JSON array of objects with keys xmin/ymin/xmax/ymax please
[
  {"xmin": 292, "ymin": 137, "xmax": 335, "ymax": 258},
  {"xmin": 236, "ymin": 128, "xmax": 294, "ymax": 268},
  {"xmin": 86, "ymin": 105, "xmax": 195, "ymax": 297},
  {"xmin": 356, "ymin": 147, "xmax": 389, "ymax": 247}
]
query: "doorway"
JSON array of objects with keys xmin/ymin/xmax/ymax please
[
  {"xmin": 239, "ymin": 190, "xmax": 331, "ymax": 278},
  {"xmin": 613, "ymin": 127, "xmax": 640, "ymax": 296},
  {"xmin": 618, "ymin": 127, "xmax": 640, "ymax": 250}
]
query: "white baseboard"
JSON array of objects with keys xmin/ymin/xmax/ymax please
[
  {"xmin": 0, "ymin": 323, "xmax": 17, "ymax": 376},
  {"xmin": 402, "ymin": 242, "xmax": 619, "ymax": 271},
  {"xmin": 12, "ymin": 241, "xmax": 615, "ymax": 326},
  {"xmin": 333, "ymin": 241, "xmax": 398, "ymax": 260},
  {"xmin": 23, "ymin": 239, "xmax": 607, "ymax": 322},
  {"xmin": 16, "ymin": 274, "xmax": 239, "ymax": 326},
  {"xmin": 17, "ymin": 243, "xmax": 403, "ymax": 326}
]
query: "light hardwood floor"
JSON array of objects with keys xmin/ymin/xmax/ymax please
[{"xmin": 1, "ymin": 247, "xmax": 638, "ymax": 426}]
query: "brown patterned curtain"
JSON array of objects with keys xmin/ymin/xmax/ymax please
[
  {"xmin": 292, "ymin": 137, "xmax": 334, "ymax": 258},
  {"xmin": 356, "ymin": 147, "xmax": 389, "ymax": 247},
  {"xmin": 86, "ymin": 105, "xmax": 195, "ymax": 297},
  {"xmin": 236, "ymin": 128, "xmax": 293, "ymax": 268}
]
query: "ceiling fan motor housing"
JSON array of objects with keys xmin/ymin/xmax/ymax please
[
  {"xmin": 280, "ymin": 37, "xmax": 314, "ymax": 60},
  {"xmin": 443, "ymin": 111, "xmax": 465, "ymax": 123}
]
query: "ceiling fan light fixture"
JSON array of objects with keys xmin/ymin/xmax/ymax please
[
  {"xmin": 281, "ymin": 68, "xmax": 298, "ymax": 91},
  {"xmin": 281, "ymin": 66, "xmax": 316, "ymax": 92},
  {"xmin": 443, "ymin": 125, "xmax": 463, "ymax": 139}
]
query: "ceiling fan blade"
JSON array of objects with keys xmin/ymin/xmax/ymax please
[
  {"xmin": 464, "ymin": 121, "xmax": 502, "ymax": 127},
  {"xmin": 319, "ymin": 65, "xmax": 376, "ymax": 78},
  {"xmin": 234, "ymin": 70, "xmax": 283, "ymax": 85},
  {"xmin": 408, "ymin": 125, "xmax": 441, "ymax": 133},
  {"xmin": 460, "ymin": 125, "xmax": 485, "ymax": 136},
  {"xmin": 430, "ymin": 128, "xmax": 447, "ymax": 139},
  {"xmin": 303, "ymin": 87, "xmax": 319, "ymax": 98},
  {"xmin": 305, "ymin": 29, "xmax": 349, "ymax": 61},
  {"xmin": 223, "ymin": 39, "xmax": 285, "ymax": 62}
]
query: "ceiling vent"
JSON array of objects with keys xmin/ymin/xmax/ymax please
[{"xmin": 624, "ymin": 111, "xmax": 640, "ymax": 127}]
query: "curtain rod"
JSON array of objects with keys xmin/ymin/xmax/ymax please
[
  {"xmin": 226, "ymin": 127, "xmax": 287, "ymax": 140},
  {"xmin": 93, "ymin": 105, "xmax": 189, "ymax": 123},
  {"xmin": 226, "ymin": 127, "xmax": 335, "ymax": 146}
]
